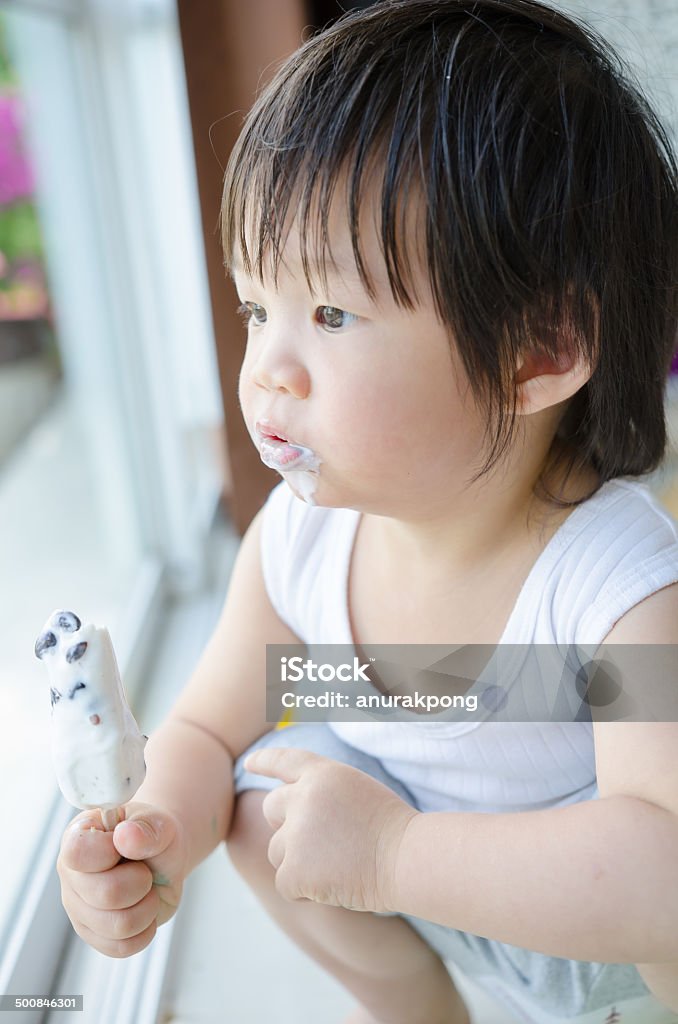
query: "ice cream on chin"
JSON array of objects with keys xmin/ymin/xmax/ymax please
[
  {"xmin": 257, "ymin": 428, "xmax": 322, "ymax": 504},
  {"xmin": 34, "ymin": 610, "xmax": 147, "ymax": 830}
]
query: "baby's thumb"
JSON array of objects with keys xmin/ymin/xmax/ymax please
[
  {"xmin": 114, "ymin": 814, "xmax": 167, "ymax": 857},
  {"xmin": 112, "ymin": 806, "xmax": 187, "ymax": 922}
]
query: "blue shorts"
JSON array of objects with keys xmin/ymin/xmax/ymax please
[{"xmin": 234, "ymin": 723, "xmax": 678, "ymax": 1024}]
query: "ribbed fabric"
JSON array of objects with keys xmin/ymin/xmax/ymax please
[{"xmin": 260, "ymin": 478, "xmax": 678, "ymax": 814}]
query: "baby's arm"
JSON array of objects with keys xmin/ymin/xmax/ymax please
[
  {"xmin": 131, "ymin": 505, "xmax": 298, "ymax": 873},
  {"xmin": 390, "ymin": 788, "xmax": 678, "ymax": 962},
  {"xmin": 57, "ymin": 506, "xmax": 301, "ymax": 954}
]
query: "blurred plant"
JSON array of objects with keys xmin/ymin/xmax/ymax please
[
  {"xmin": 0, "ymin": 17, "xmax": 16, "ymax": 89},
  {"xmin": 0, "ymin": 14, "xmax": 48, "ymax": 322},
  {"xmin": 0, "ymin": 93, "xmax": 35, "ymax": 206}
]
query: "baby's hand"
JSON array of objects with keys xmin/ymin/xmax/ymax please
[
  {"xmin": 57, "ymin": 803, "xmax": 188, "ymax": 958},
  {"xmin": 244, "ymin": 748, "xmax": 418, "ymax": 913}
]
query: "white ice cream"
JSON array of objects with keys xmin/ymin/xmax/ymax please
[
  {"xmin": 259, "ymin": 439, "xmax": 322, "ymax": 504},
  {"xmin": 283, "ymin": 464, "xmax": 321, "ymax": 503},
  {"xmin": 35, "ymin": 610, "xmax": 146, "ymax": 814}
]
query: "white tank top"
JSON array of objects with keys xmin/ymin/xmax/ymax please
[{"xmin": 260, "ymin": 479, "xmax": 678, "ymax": 814}]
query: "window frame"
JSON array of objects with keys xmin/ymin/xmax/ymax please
[{"xmin": 0, "ymin": 0, "xmax": 221, "ymax": 1014}]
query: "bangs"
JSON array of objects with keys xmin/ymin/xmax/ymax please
[{"xmin": 221, "ymin": 37, "xmax": 429, "ymax": 309}]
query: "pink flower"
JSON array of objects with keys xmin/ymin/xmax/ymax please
[{"xmin": 0, "ymin": 92, "xmax": 35, "ymax": 205}]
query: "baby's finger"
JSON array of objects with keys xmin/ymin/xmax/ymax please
[
  {"xmin": 64, "ymin": 881, "xmax": 160, "ymax": 945},
  {"xmin": 267, "ymin": 827, "xmax": 286, "ymax": 872},
  {"xmin": 71, "ymin": 910, "xmax": 158, "ymax": 960},
  {"xmin": 65, "ymin": 858, "xmax": 153, "ymax": 912},
  {"xmin": 59, "ymin": 817, "xmax": 122, "ymax": 874},
  {"xmin": 261, "ymin": 785, "xmax": 288, "ymax": 830},
  {"xmin": 112, "ymin": 812, "xmax": 175, "ymax": 862},
  {"xmin": 244, "ymin": 746, "xmax": 321, "ymax": 783}
]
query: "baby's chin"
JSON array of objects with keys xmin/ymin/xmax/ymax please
[
  {"xmin": 282, "ymin": 468, "xmax": 322, "ymax": 506},
  {"xmin": 282, "ymin": 470, "xmax": 354, "ymax": 512}
]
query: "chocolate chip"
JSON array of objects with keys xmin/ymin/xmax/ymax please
[
  {"xmin": 53, "ymin": 611, "xmax": 81, "ymax": 633},
  {"xmin": 35, "ymin": 631, "xmax": 57, "ymax": 660},
  {"xmin": 66, "ymin": 641, "xmax": 87, "ymax": 664},
  {"xmin": 68, "ymin": 681, "xmax": 86, "ymax": 699},
  {"xmin": 89, "ymin": 713, "xmax": 101, "ymax": 725}
]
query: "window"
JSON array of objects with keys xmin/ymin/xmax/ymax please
[{"xmin": 0, "ymin": 0, "xmax": 223, "ymax": 1005}]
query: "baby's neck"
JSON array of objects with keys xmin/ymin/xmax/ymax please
[
  {"xmin": 349, "ymin": 456, "xmax": 599, "ymax": 648},
  {"xmin": 367, "ymin": 452, "xmax": 598, "ymax": 581}
]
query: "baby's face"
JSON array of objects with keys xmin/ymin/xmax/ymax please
[{"xmin": 234, "ymin": 196, "xmax": 489, "ymax": 518}]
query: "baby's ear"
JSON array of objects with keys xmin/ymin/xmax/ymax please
[{"xmin": 514, "ymin": 347, "xmax": 592, "ymax": 416}]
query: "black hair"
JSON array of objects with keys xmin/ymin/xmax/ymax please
[{"xmin": 222, "ymin": 0, "xmax": 678, "ymax": 505}]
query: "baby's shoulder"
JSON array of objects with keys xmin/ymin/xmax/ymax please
[
  {"xmin": 545, "ymin": 478, "xmax": 678, "ymax": 646},
  {"xmin": 559, "ymin": 478, "xmax": 677, "ymax": 559}
]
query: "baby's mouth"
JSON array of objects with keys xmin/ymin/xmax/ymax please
[{"xmin": 256, "ymin": 424, "xmax": 320, "ymax": 473}]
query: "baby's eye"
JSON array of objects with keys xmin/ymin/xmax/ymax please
[
  {"xmin": 237, "ymin": 301, "xmax": 267, "ymax": 325},
  {"xmin": 315, "ymin": 306, "xmax": 358, "ymax": 331}
]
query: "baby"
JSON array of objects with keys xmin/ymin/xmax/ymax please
[{"xmin": 57, "ymin": 2, "xmax": 678, "ymax": 1022}]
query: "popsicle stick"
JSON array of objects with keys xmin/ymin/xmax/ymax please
[{"xmin": 101, "ymin": 806, "xmax": 125, "ymax": 831}]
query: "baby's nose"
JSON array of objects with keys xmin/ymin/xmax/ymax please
[{"xmin": 252, "ymin": 352, "xmax": 311, "ymax": 399}]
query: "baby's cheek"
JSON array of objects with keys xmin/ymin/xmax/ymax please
[{"xmin": 237, "ymin": 366, "xmax": 256, "ymax": 427}]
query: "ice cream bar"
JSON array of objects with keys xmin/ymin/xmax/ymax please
[{"xmin": 34, "ymin": 610, "xmax": 147, "ymax": 830}]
